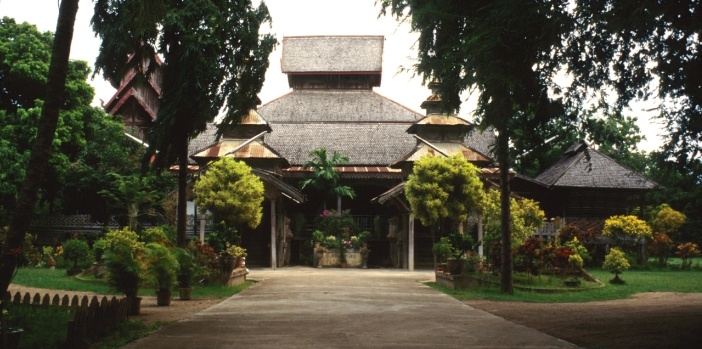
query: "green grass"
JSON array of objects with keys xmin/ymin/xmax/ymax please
[
  {"xmin": 11, "ymin": 267, "xmax": 253, "ymax": 298},
  {"xmin": 4, "ymin": 303, "xmax": 73, "ymax": 349},
  {"xmin": 11, "ymin": 267, "xmax": 115, "ymax": 294},
  {"xmin": 8, "ymin": 267, "xmax": 254, "ymax": 348},
  {"xmin": 430, "ymin": 265, "xmax": 702, "ymax": 303}
]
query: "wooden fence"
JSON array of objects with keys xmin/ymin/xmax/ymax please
[{"xmin": 4, "ymin": 291, "xmax": 130, "ymax": 349}]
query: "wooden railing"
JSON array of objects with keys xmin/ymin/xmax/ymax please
[{"xmin": 4, "ymin": 291, "xmax": 130, "ymax": 349}]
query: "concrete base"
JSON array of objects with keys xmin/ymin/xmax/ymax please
[
  {"xmin": 227, "ymin": 267, "xmax": 248, "ymax": 286},
  {"xmin": 319, "ymin": 250, "xmax": 362, "ymax": 268}
]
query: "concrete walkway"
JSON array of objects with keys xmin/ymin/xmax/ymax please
[{"xmin": 122, "ymin": 267, "xmax": 579, "ymax": 348}]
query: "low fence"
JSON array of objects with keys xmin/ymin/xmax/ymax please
[{"xmin": 4, "ymin": 291, "xmax": 130, "ymax": 349}]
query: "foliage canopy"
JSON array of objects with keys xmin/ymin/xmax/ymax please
[{"xmin": 194, "ymin": 158, "xmax": 264, "ymax": 229}]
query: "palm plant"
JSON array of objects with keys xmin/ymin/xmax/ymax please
[{"xmin": 300, "ymin": 148, "xmax": 355, "ymax": 210}]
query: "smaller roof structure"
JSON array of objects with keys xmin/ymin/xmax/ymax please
[
  {"xmin": 406, "ymin": 114, "xmax": 473, "ymax": 134},
  {"xmin": 390, "ymin": 136, "xmax": 492, "ymax": 168},
  {"xmin": 281, "ymin": 36, "xmax": 384, "ymax": 73},
  {"xmin": 535, "ymin": 141, "xmax": 657, "ymax": 190},
  {"xmin": 251, "ymin": 168, "xmax": 305, "ymax": 204}
]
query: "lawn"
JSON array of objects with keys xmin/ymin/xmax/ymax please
[
  {"xmin": 9, "ymin": 267, "xmax": 250, "ymax": 298},
  {"xmin": 430, "ymin": 258, "xmax": 702, "ymax": 303},
  {"xmin": 7, "ymin": 267, "xmax": 253, "ymax": 348}
]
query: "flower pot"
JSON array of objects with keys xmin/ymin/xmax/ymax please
[
  {"xmin": 340, "ymin": 261, "xmax": 348, "ymax": 268},
  {"xmin": 156, "ymin": 290, "xmax": 172, "ymax": 306},
  {"xmin": 236, "ymin": 256, "xmax": 246, "ymax": 268},
  {"xmin": 128, "ymin": 296, "xmax": 142, "ymax": 315},
  {"xmin": 446, "ymin": 259, "xmax": 465, "ymax": 275},
  {"xmin": 178, "ymin": 287, "xmax": 193, "ymax": 300}
]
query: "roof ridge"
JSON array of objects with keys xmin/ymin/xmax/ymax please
[{"xmin": 547, "ymin": 151, "xmax": 586, "ymax": 188}]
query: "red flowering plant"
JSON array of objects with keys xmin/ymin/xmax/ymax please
[{"xmin": 514, "ymin": 238, "xmax": 542, "ymax": 275}]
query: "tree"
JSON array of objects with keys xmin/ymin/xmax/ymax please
[
  {"xmin": 381, "ymin": 0, "xmax": 572, "ymax": 293},
  {"xmin": 0, "ymin": 18, "xmax": 104, "ymax": 222},
  {"xmin": 650, "ymin": 204, "xmax": 687, "ymax": 239},
  {"xmin": 602, "ymin": 247, "xmax": 630, "ymax": 284},
  {"xmin": 0, "ymin": 0, "xmax": 79, "ymax": 317},
  {"xmin": 98, "ymin": 173, "xmax": 162, "ymax": 230},
  {"xmin": 194, "ymin": 158, "xmax": 264, "ymax": 229},
  {"xmin": 405, "ymin": 154, "xmax": 484, "ymax": 236},
  {"xmin": 568, "ymin": 1, "xmax": 702, "ymax": 184},
  {"xmin": 482, "ymin": 188, "xmax": 545, "ymax": 253},
  {"xmin": 92, "ymin": 0, "xmax": 277, "ymax": 248},
  {"xmin": 603, "ymin": 215, "xmax": 653, "ymax": 243},
  {"xmin": 300, "ymin": 148, "xmax": 355, "ymax": 210}
]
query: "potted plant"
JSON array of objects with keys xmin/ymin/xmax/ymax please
[
  {"xmin": 173, "ymin": 247, "xmax": 196, "ymax": 300},
  {"xmin": 359, "ymin": 243, "xmax": 371, "ymax": 269},
  {"xmin": 61, "ymin": 238, "xmax": 90, "ymax": 276},
  {"xmin": 102, "ymin": 228, "xmax": 145, "ymax": 315},
  {"xmin": 144, "ymin": 243, "xmax": 179, "ymax": 306},
  {"xmin": 432, "ymin": 237, "xmax": 454, "ymax": 272},
  {"xmin": 226, "ymin": 243, "xmax": 247, "ymax": 268},
  {"xmin": 446, "ymin": 232, "xmax": 478, "ymax": 275}
]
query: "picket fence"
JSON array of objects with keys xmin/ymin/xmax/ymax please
[{"xmin": 4, "ymin": 291, "xmax": 130, "ymax": 349}]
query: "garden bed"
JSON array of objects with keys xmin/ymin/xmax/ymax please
[{"xmin": 435, "ymin": 269, "xmax": 604, "ymax": 292}]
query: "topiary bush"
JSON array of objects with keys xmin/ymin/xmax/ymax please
[
  {"xmin": 62, "ymin": 239, "xmax": 91, "ymax": 275},
  {"xmin": 603, "ymin": 247, "xmax": 631, "ymax": 284}
]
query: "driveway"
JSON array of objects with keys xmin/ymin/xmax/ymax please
[{"xmin": 122, "ymin": 267, "xmax": 579, "ymax": 348}]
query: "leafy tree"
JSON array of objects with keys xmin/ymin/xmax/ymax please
[
  {"xmin": 482, "ymin": 188, "xmax": 545, "ymax": 257},
  {"xmin": 98, "ymin": 173, "xmax": 162, "ymax": 231},
  {"xmin": 650, "ymin": 204, "xmax": 687, "ymax": 238},
  {"xmin": 92, "ymin": 0, "xmax": 276, "ymax": 248},
  {"xmin": 569, "ymin": 1, "xmax": 702, "ymax": 184},
  {"xmin": 0, "ymin": 18, "xmax": 104, "ymax": 222},
  {"xmin": 194, "ymin": 158, "xmax": 264, "ymax": 229},
  {"xmin": 603, "ymin": 215, "xmax": 653, "ymax": 243},
  {"xmin": 300, "ymin": 148, "xmax": 355, "ymax": 210},
  {"xmin": 405, "ymin": 154, "xmax": 484, "ymax": 238},
  {"xmin": 0, "ymin": 0, "xmax": 80, "ymax": 307},
  {"xmin": 676, "ymin": 242, "xmax": 700, "ymax": 270},
  {"xmin": 381, "ymin": 0, "xmax": 572, "ymax": 293},
  {"xmin": 602, "ymin": 247, "xmax": 631, "ymax": 284},
  {"xmin": 61, "ymin": 239, "xmax": 91, "ymax": 275}
]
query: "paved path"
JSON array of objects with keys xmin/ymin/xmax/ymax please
[{"xmin": 122, "ymin": 267, "xmax": 579, "ymax": 348}]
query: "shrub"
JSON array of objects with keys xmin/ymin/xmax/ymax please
[
  {"xmin": 648, "ymin": 232, "xmax": 675, "ymax": 267},
  {"xmin": 603, "ymin": 215, "xmax": 652, "ymax": 242},
  {"xmin": 603, "ymin": 247, "xmax": 631, "ymax": 283},
  {"xmin": 676, "ymin": 242, "xmax": 701, "ymax": 269},
  {"xmin": 432, "ymin": 237, "xmax": 454, "ymax": 263},
  {"xmin": 144, "ymin": 243, "xmax": 178, "ymax": 292},
  {"xmin": 102, "ymin": 228, "xmax": 145, "ymax": 298},
  {"xmin": 61, "ymin": 239, "xmax": 91, "ymax": 275},
  {"xmin": 173, "ymin": 247, "xmax": 197, "ymax": 288}
]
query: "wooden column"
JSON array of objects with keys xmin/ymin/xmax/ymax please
[
  {"xmin": 478, "ymin": 213, "xmax": 484, "ymax": 257},
  {"xmin": 408, "ymin": 214, "xmax": 415, "ymax": 271},
  {"xmin": 270, "ymin": 198, "xmax": 277, "ymax": 270}
]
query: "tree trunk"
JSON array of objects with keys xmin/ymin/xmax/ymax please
[
  {"xmin": 176, "ymin": 136, "xmax": 188, "ymax": 248},
  {"xmin": 0, "ymin": 0, "xmax": 79, "ymax": 297},
  {"xmin": 498, "ymin": 128, "xmax": 514, "ymax": 294}
]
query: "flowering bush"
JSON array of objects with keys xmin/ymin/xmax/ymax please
[
  {"xmin": 648, "ymin": 232, "xmax": 675, "ymax": 267},
  {"xmin": 314, "ymin": 209, "xmax": 359, "ymax": 240},
  {"xmin": 676, "ymin": 242, "xmax": 700, "ymax": 269},
  {"xmin": 603, "ymin": 247, "xmax": 630, "ymax": 283},
  {"xmin": 603, "ymin": 215, "xmax": 652, "ymax": 241}
]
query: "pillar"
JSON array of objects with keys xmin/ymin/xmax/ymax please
[
  {"xmin": 270, "ymin": 198, "xmax": 277, "ymax": 270},
  {"xmin": 408, "ymin": 214, "xmax": 415, "ymax": 271}
]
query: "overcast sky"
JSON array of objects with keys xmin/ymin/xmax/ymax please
[{"xmin": 1, "ymin": 0, "xmax": 663, "ymax": 152}]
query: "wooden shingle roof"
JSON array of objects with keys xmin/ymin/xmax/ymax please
[
  {"xmin": 281, "ymin": 36, "xmax": 384, "ymax": 73},
  {"xmin": 535, "ymin": 142, "xmax": 657, "ymax": 190},
  {"xmin": 259, "ymin": 90, "xmax": 422, "ymax": 123},
  {"xmin": 265, "ymin": 123, "xmax": 415, "ymax": 166}
]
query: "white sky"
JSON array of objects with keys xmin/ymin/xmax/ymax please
[{"xmin": 1, "ymin": 0, "xmax": 664, "ymax": 152}]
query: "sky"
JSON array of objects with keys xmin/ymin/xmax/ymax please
[{"xmin": 1, "ymin": 0, "xmax": 664, "ymax": 152}]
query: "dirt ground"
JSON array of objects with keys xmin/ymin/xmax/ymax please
[
  {"xmin": 9, "ymin": 285, "xmax": 702, "ymax": 348},
  {"xmin": 465, "ymin": 292, "xmax": 702, "ymax": 349}
]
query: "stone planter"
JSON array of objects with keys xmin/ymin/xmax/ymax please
[
  {"xmin": 178, "ymin": 287, "xmax": 193, "ymax": 300},
  {"xmin": 319, "ymin": 251, "xmax": 362, "ymax": 268},
  {"xmin": 156, "ymin": 290, "xmax": 171, "ymax": 306}
]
